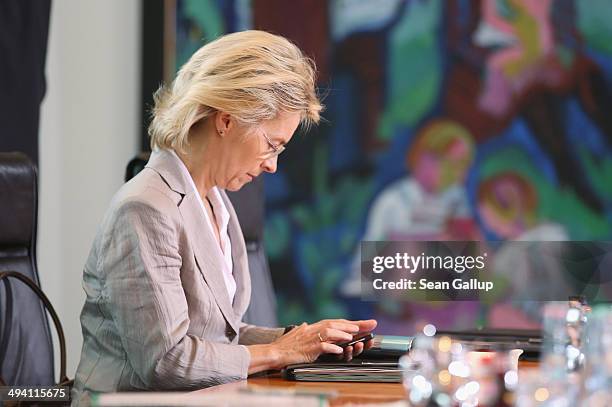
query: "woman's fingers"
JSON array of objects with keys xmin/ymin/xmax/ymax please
[
  {"xmin": 271, "ymin": 320, "xmax": 377, "ymax": 366},
  {"xmin": 353, "ymin": 341, "xmax": 365, "ymax": 356},
  {"xmin": 344, "ymin": 345, "xmax": 354, "ymax": 361},
  {"xmin": 320, "ymin": 342, "xmax": 343, "ymax": 355},
  {"xmin": 343, "ymin": 341, "xmax": 366, "ymax": 361},
  {"xmin": 325, "ymin": 321, "xmax": 360, "ymax": 333},
  {"xmin": 317, "ymin": 319, "xmax": 378, "ymax": 335},
  {"xmin": 302, "ymin": 318, "xmax": 379, "ymax": 363},
  {"xmin": 319, "ymin": 328, "xmax": 353, "ymax": 343},
  {"xmin": 354, "ymin": 319, "xmax": 377, "ymax": 332}
]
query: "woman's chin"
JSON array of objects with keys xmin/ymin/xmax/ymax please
[
  {"xmin": 225, "ymin": 183, "xmax": 242, "ymax": 191},
  {"xmin": 226, "ymin": 177, "xmax": 250, "ymax": 191}
]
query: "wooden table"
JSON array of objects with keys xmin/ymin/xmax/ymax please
[
  {"xmin": 193, "ymin": 372, "xmax": 406, "ymax": 406},
  {"xmin": 193, "ymin": 361, "xmax": 539, "ymax": 406}
]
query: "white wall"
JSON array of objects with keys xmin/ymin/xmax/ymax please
[{"xmin": 39, "ymin": 0, "xmax": 141, "ymax": 378}]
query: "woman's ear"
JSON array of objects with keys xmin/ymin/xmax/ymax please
[{"xmin": 214, "ymin": 111, "xmax": 232, "ymax": 137}]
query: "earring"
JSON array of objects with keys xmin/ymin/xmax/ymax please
[{"xmin": 218, "ymin": 129, "xmax": 224, "ymax": 135}]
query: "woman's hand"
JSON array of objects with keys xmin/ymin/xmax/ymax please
[
  {"xmin": 247, "ymin": 319, "xmax": 377, "ymax": 374},
  {"xmin": 274, "ymin": 319, "xmax": 377, "ymax": 367}
]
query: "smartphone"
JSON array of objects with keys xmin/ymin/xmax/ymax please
[{"xmin": 338, "ymin": 332, "xmax": 374, "ymax": 348}]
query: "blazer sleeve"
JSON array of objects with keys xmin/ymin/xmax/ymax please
[
  {"xmin": 238, "ymin": 323, "xmax": 284, "ymax": 345},
  {"xmin": 99, "ymin": 197, "xmax": 250, "ymax": 389}
]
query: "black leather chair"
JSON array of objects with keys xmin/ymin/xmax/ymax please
[
  {"xmin": 225, "ymin": 175, "xmax": 278, "ymax": 327},
  {"xmin": 0, "ymin": 152, "xmax": 69, "ymax": 386},
  {"xmin": 125, "ymin": 153, "xmax": 278, "ymax": 326}
]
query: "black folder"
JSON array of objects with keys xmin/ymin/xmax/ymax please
[{"xmin": 283, "ymin": 335, "xmax": 413, "ymax": 382}]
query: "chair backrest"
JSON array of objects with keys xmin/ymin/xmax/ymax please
[
  {"xmin": 125, "ymin": 152, "xmax": 278, "ymax": 326},
  {"xmin": 226, "ymin": 176, "xmax": 278, "ymax": 327},
  {"xmin": 0, "ymin": 152, "xmax": 55, "ymax": 385}
]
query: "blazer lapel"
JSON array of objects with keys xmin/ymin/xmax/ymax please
[
  {"xmin": 179, "ymin": 193, "xmax": 240, "ymax": 334},
  {"xmin": 146, "ymin": 149, "xmax": 240, "ymax": 334}
]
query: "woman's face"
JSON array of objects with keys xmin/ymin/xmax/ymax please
[{"xmin": 219, "ymin": 111, "xmax": 301, "ymax": 191}]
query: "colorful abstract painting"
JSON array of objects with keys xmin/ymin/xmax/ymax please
[{"xmin": 173, "ymin": 0, "xmax": 612, "ymax": 333}]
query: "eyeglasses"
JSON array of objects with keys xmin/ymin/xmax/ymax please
[{"xmin": 260, "ymin": 130, "xmax": 285, "ymax": 159}]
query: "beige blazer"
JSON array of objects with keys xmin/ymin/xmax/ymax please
[{"xmin": 71, "ymin": 149, "xmax": 284, "ymax": 405}]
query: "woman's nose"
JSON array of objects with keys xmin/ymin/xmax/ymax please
[{"xmin": 261, "ymin": 156, "xmax": 278, "ymax": 173}]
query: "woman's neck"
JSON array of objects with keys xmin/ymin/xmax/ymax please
[{"xmin": 176, "ymin": 129, "xmax": 218, "ymax": 201}]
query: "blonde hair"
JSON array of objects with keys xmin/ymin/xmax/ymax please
[{"xmin": 149, "ymin": 30, "xmax": 323, "ymax": 152}]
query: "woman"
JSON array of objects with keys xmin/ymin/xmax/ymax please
[{"xmin": 71, "ymin": 30, "xmax": 376, "ymax": 404}]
